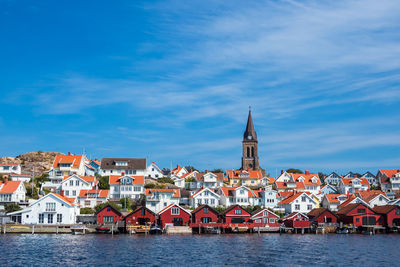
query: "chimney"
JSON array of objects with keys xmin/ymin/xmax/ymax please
[
  {"xmin": 177, "ymin": 164, "xmax": 180, "ymax": 168},
  {"xmin": 354, "ymin": 175, "xmax": 357, "ymax": 178},
  {"xmin": 305, "ymin": 170, "xmax": 310, "ymax": 175},
  {"xmin": 60, "ymin": 190, "xmax": 64, "ymax": 196},
  {"xmin": 68, "ymin": 152, "xmax": 71, "ymax": 155},
  {"xmin": 4, "ymin": 175, "xmax": 8, "ymax": 184},
  {"xmin": 281, "ymin": 170, "xmax": 284, "ymax": 175},
  {"xmin": 152, "ymin": 161, "xmax": 155, "ymax": 164},
  {"xmin": 121, "ymin": 172, "xmax": 125, "ymax": 176}
]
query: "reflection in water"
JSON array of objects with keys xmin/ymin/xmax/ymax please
[{"xmin": 2, "ymin": 234, "xmax": 400, "ymax": 266}]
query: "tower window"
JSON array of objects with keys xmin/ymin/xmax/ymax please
[
  {"xmin": 251, "ymin": 147, "xmax": 254, "ymax": 157},
  {"xmin": 247, "ymin": 147, "xmax": 250, "ymax": 157}
]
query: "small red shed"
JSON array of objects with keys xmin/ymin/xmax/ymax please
[
  {"xmin": 158, "ymin": 204, "xmax": 191, "ymax": 228},
  {"xmin": 251, "ymin": 208, "xmax": 280, "ymax": 227},
  {"xmin": 282, "ymin": 212, "xmax": 310, "ymax": 228},
  {"xmin": 373, "ymin": 205, "xmax": 400, "ymax": 228},
  {"xmin": 191, "ymin": 205, "xmax": 220, "ymax": 224},
  {"xmin": 96, "ymin": 204, "xmax": 123, "ymax": 224},
  {"xmin": 307, "ymin": 208, "xmax": 338, "ymax": 225},
  {"xmin": 337, "ymin": 203, "xmax": 383, "ymax": 227},
  {"xmin": 222, "ymin": 205, "xmax": 251, "ymax": 224},
  {"xmin": 124, "ymin": 206, "xmax": 156, "ymax": 226}
]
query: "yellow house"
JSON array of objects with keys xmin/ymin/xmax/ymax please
[{"xmin": 226, "ymin": 170, "xmax": 264, "ymax": 187}]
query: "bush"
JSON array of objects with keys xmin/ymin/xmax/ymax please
[
  {"xmin": 5, "ymin": 203, "xmax": 21, "ymax": 213},
  {"xmin": 215, "ymin": 206, "xmax": 227, "ymax": 213},
  {"xmin": 286, "ymin": 168, "xmax": 303, "ymax": 174},
  {"xmin": 94, "ymin": 202, "xmax": 121, "ymax": 213},
  {"xmin": 185, "ymin": 177, "xmax": 195, "ymax": 183},
  {"xmin": 120, "ymin": 197, "xmax": 132, "ymax": 210},
  {"xmin": 145, "ymin": 183, "xmax": 156, "ymax": 189},
  {"xmin": 157, "ymin": 177, "xmax": 175, "ymax": 184},
  {"xmin": 80, "ymin": 208, "xmax": 94, "ymax": 214},
  {"xmin": 98, "ymin": 176, "xmax": 110, "ymax": 190}
]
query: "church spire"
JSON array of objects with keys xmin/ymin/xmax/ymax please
[{"xmin": 243, "ymin": 107, "xmax": 257, "ymax": 141}]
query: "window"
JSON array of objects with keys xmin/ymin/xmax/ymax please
[
  {"xmin": 76, "ymin": 180, "xmax": 79, "ymax": 186},
  {"xmin": 107, "ymin": 207, "xmax": 111, "ymax": 212},
  {"xmin": 171, "ymin": 207, "xmax": 180, "ymax": 215},
  {"xmin": 72, "ymin": 190, "xmax": 76, "ymax": 196},
  {"xmin": 85, "ymin": 200, "xmax": 90, "ymax": 206},
  {"xmin": 301, "ymin": 196, "xmax": 306, "ymax": 202},
  {"xmin": 211, "ymin": 199, "xmax": 215, "ymax": 205},
  {"xmin": 356, "ymin": 218, "xmax": 360, "ymax": 222},
  {"xmin": 307, "ymin": 205, "xmax": 312, "ymax": 210},
  {"xmin": 69, "ymin": 180, "xmax": 73, "ymax": 186},
  {"xmin": 151, "ymin": 202, "xmax": 156, "ymax": 207},
  {"xmin": 240, "ymin": 190, "xmax": 244, "ymax": 195},
  {"xmin": 134, "ymin": 187, "xmax": 141, "ymax": 192},
  {"xmin": 115, "ymin": 161, "xmax": 128, "ymax": 166},
  {"xmin": 269, "ymin": 218, "xmax": 275, "ymax": 223},
  {"xmin": 396, "ymin": 209, "xmax": 400, "ymax": 215},
  {"xmin": 201, "ymin": 217, "xmax": 212, "ymax": 223},
  {"xmin": 46, "ymin": 203, "xmax": 56, "ymax": 211},
  {"xmin": 39, "ymin": 214, "xmax": 44, "ymax": 223},
  {"xmin": 104, "ymin": 216, "xmax": 114, "ymax": 223},
  {"xmin": 57, "ymin": 214, "xmax": 62, "ymax": 223},
  {"xmin": 198, "ymin": 199, "xmax": 202, "ymax": 205},
  {"xmin": 204, "ymin": 207, "xmax": 209, "ymax": 214},
  {"xmin": 295, "ymin": 204, "xmax": 300, "ymax": 210},
  {"xmin": 141, "ymin": 208, "xmax": 145, "ymax": 216},
  {"xmin": 235, "ymin": 209, "xmax": 241, "ymax": 215},
  {"xmin": 152, "ymin": 168, "xmax": 154, "ymax": 171},
  {"xmin": 357, "ymin": 208, "xmax": 366, "ymax": 213},
  {"xmin": 48, "ymin": 214, "xmax": 54, "ymax": 224},
  {"xmin": 263, "ymin": 211, "xmax": 268, "ymax": 216},
  {"xmin": 204, "ymin": 191, "xmax": 209, "ymax": 196},
  {"xmin": 205, "ymin": 199, "xmax": 209, "ymax": 204},
  {"xmin": 65, "ymin": 190, "xmax": 69, "ymax": 196}
]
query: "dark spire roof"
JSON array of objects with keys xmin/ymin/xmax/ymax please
[{"xmin": 243, "ymin": 108, "xmax": 257, "ymax": 141}]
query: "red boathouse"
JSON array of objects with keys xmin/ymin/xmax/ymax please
[
  {"xmin": 96, "ymin": 204, "xmax": 123, "ymax": 224},
  {"xmin": 158, "ymin": 204, "xmax": 191, "ymax": 228},
  {"xmin": 222, "ymin": 205, "xmax": 251, "ymax": 224},
  {"xmin": 124, "ymin": 206, "xmax": 156, "ymax": 226},
  {"xmin": 281, "ymin": 212, "xmax": 310, "ymax": 228},
  {"xmin": 251, "ymin": 208, "xmax": 280, "ymax": 227},
  {"xmin": 191, "ymin": 205, "xmax": 220, "ymax": 224},
  {"xmin": 373, "ymin": 205, "xmax": 400, "ymax": 228},
  {"xmin": 307, "ymin": 208, "xmax": 338, "ymax": 225},
  {"xmin": 337, "ymin": 203, "xmax": 383, "ymax": 227}
]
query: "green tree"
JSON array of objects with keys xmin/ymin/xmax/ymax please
[
  {"xmin": 98, "ymin": 176, "xmax": 110, "ymax": 190},
  {"xmin": 119, "ymin": 197, "xmax": 132, "ymax": 210},
  {"xmin": 145, "ymin": 183, "xmax": 156, "ymax": 189},
  {"xmin": 184, "ymin": 166, "xmax": 197, "ymax": 172},
  {"xmin": 26, "ymin": 185, "xmax": 39, "ymax": 199},
  {"xmin": 0, "ymin": 174, "xmax": 4, "ymax": 182},
  {"xmin": 80, "ymin": 208, "xmax": 94, "ymax": 214},
  {"xmin": 210, "ymin": 169, "xmax": 224, "ymax": 173},
  {"xmin": 286, "ymin": 168, "xmax": 303, "ymax": 174},
  {"xmin": 157, "ymin": 177, "xmax": 175, "ymax": 184},
  {"xmin": 94, "ymin": 202, "xmax": 121, "ymax": 213},
  {"xmin": 214, "ymin": 206, "xmax": 227, "ymax": 213},
  {"xmin": 5, "ymin": 203, "xmax": 21, "ymax": 213}
]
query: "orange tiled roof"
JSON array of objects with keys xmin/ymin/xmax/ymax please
[
  {"xmin": 341, "ymin": 178, "xmax": 369, "ymax": 185},
  {"xmin": 357, "ymin": 190, "xmax": 387, "ymax": 202},
  {"xmin": 0, "ymin": 181, "xmax": 22, "ymax": 193},
  {"xmin": 145, "ymin": 188, "xmax": 180, "ymax": 198},
  {"xmin": 53, "ymin": 193, "xmax": 76, "ymax": 206},
  {"xmin": 325, "ymin": 194, "xmax": 342, "ymax": 203},
  {"xmin": 278, "ymin": 192, "xmax": 305, "ymax": 205},
  {"xmin": 78, "ymin": 189, "xmax": 109, "ymax": 198},
  {"xmin": 219, "ymin": 186, "xmax": 258, "ymax": 198},
  {"xmin": 291, "ymin": 173, "xmax": 321, "ymax": 186},
  {"xmin": 275, "ymin": 181, "xmax": 305, "ymax": 190},
  {"xmin": 195, "ymin": 172, "xmax": 224, "ymax": 181},
  {"xmin": 379, "ymin": 169, "xmax": 400, "ymax": 178},
  {"xmin": 109, "ymin": 175, "xmax": 144, "ymax": 185},
  {"xmin": 53, "ymin": 154, "xmax": 83, "ymax": 168},
  {"xmin": 226, "ymin": 170, "xmax": 263, "ymax": 179}
]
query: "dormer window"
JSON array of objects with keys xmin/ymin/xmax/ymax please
[{"xmin": 115, "ymin": 161, "xmax": 128, "ymax": 166}]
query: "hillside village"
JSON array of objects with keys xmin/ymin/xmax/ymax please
[{"xmin": 1, "ymin": 110, "xmax": 400, "ymax": 234}]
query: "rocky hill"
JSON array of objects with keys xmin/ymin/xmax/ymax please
[{"xmin": 0, "ymin": 151, "xmax": 63, "ymax": 176}]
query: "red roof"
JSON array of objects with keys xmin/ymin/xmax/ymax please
[
  {"xmin": 0, "ymin": 163, "xmax": 19, "ymax": 166},
  {"xmin": 53, "ymin": 154, "xmax": 83, "ymax": 168},
  {"xmin": 195, "ymin": 172, "xmax": 224, "ymax": 181},
  {"xmin": 278, "ymin": 192, "xmax": 305, "ymax": 205},
  {"xmin": 63, "ymin": 175, "xmax": 96, "ymax": 183},
  {"xmin": 145, "ymin": 188, "xmax": 180, "ymax": 198},
  {"xmin": 337, "ymin": 195, "xmax": 357, "ymax": 208},
  {"xmin": 291, "ymin": 173, "xmax": 321, "ymax": 186},
  {"xmin": 78, "ymin": 189, "xmax": 109, "ymax": 198},
  {"xmin": 325, "ymin": 194, "xmax": 342, "ymax": 203},
  {"xmin": 275, "ymin": 181, "xmax": 305, "ymax": 190},
  {"xmin": 219, "ymin": 186, "xmax": 258, "ymax": 198},
  {"xmin": 341, "ymin": 178, "xmax": 369, "ymax": 185},
  {"xmin": 357, "ymin": 190, "xmax": 387, "ymax": 203},
  {"xmin": 158, "ymin": 203, "xmax": 190, "ymax": 215},
  {"xmin": 0, "ymin": 181, "xmax": 22, "ymax": 193},
  {"xmin": 10, "ymin": 173, "xmax": 31, "ymax": 177},
  {"xmin": 109, "ymin": 175, "xmax": 144, "ymax": 185},
  {"xmin": 379, "ymin": 169, "xmax": 400, "ymax": 178},
  {"xmin": 226, "ymin": 170, "xmax": 263, "ymax": 179},
  {"xmin": 52, "ymin": 193, "xmax": 76, "ymax": 206}
]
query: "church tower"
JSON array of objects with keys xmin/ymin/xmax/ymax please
[{"xmin": 241, "ymin": 108, "xmax": 260, "ymax": 171}]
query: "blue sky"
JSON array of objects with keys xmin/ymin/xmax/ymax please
[{"xmin": 1, "ymin": 0, "xmax": 400, "ymax": 176}]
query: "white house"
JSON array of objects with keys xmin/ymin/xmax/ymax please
[
  {"xmin": 259, "ymin": 187, "xmax": 278, "ymax": 209},
  {"xmin": 145, "ymin": 162, "xmax": 164, "ymax": 179},
  {"xmin": 8, "ymin": 193, "xmax": 79, "ymax": 224},
  {"xmin": 0, "ymin": 179, "xmax": 26, "ymax": 206},
  {"xmin": 321, "ymin": 194, "xmax": 349, "ymax": 211},
  {"xmin": 57, "ymin": 175, "xmax": 97, "ymax": 198},
  {"xmin": 278, "ymin": 192, "xmax": 317, "ymax": 215},
  {"xmin": 77, "ymin": 189, "xmax": 109, "ymax": 208},
  {"xmin": 48, "ymin": 153, "xmax": 88, "ymax": 184},
  {"xmin": 100, "ymin": 158, "xmax": 146, "ymax": 176},
  {"xmin": 324, "ymin": 172, "xmax": 342, "ymax": 185},
  {"xmin": 356, "ymin": 191, "xmax": 390, "ymax": 208},
  {"xmin": 361, "ymin": 171, "xmax": 378, "ymax": 187},
  {"xmin": 189, "ymin": 188, "xmax": 220, "ymax": 208},
  {"xmin": 376, "ymin": 169, "xmax": 400, "ymax": 194},
  {"xmin": 109, "ymin": 175, "xmax": 145, "ymax": 200},
  {"xmin": 186, "ymin": 172, "xmax": 224, "ymax": 190},
  {"xmin": 169, "ymin": 165, "xmax": 188, "ymax": 178},
  {"xmin": 9, "ymin": 173, "xmax": 31, "ymax": 183},
  {"xmin": 217, "ymin": 186, "xmax": 261, "ymax": 207},
  {"xmin": 145, "ymin": 188, "xmax": 180, "ymax": 213},
  {"xmin": 0, "ymin": 163, "xmax": 21, "ymax": 175},
  {"xmin": 338, "ymin": 178, "xmax": 369, "ymax": 194}
]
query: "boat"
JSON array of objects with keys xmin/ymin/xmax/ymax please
[
  {"xmin": 95, "ymin": 226, "xmax": 110, "ymax": 234},
  {"xmin": 336, "ymin": 228, "xmax": 349, "ymax": 234},
  {"xmin": 149, "ymin": 225, "xmax": 162, "ymax": 235},
  {"xmin": 71, "ymin": 225, "xmax": 87, "ymax": 235},
  {"xmin": 10, "ymin": 226, "xmax": 30, "ymax": 229}
]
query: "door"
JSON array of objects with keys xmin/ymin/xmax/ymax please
[
  {"xmin": 231, "ymin": 218, "xmax": 245, "ymax": 223},
  {"xmin": 173, "ymin": 218, "xmax": 183, "ymax": 226},
  {"xmin": 362, "ymin": 216, "xmax": 376, "ymax": 225}
]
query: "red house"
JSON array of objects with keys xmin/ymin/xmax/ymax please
[
  {"xmin": 222, "ymin": 205, "xmax": 251, "ymax": 224},
  {"xmin": 96, "ymin": 204, "xmax": 123, "ymax": 224},
  {"xmin": 281, "ymin": 212, "xmax": 310, "ymax": 228},
  {"xmin": 251, "ymin": 208, "xmax": 280, "ymax": 227},
  {"xmin": 307, "ymin": 208, "xmax": 338, "ymax": 225},
  {"xmin": 337, "ymin": 203, "xmax": 383, "ymax": 227},
  {"xmin": 158, "ymin": 204, "xmax": 191, "ymax": 228},
  {"xmin": 124, "ymin": 206, "xmax": 156, "ymax": 226},
  {"xmin": 191, "ymin": 205, "xmax": 220, "ymax": 224},
  {"xmin": 373, "ymin": 205, "xmax": 400, "ymax": 228}
]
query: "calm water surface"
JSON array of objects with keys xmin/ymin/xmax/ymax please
[{"xmin": 1, "ymin": 234, "xmax": 399, "ymax": 266}]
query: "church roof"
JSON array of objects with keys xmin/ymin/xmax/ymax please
[{"xmin": 243, "ymin": 110, "xmax": 257, "ymax": 141}]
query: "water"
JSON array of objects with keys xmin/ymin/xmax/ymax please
[{"xmin": 1, "ymin": 234, "xmax": 399, "ymax": 266}]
